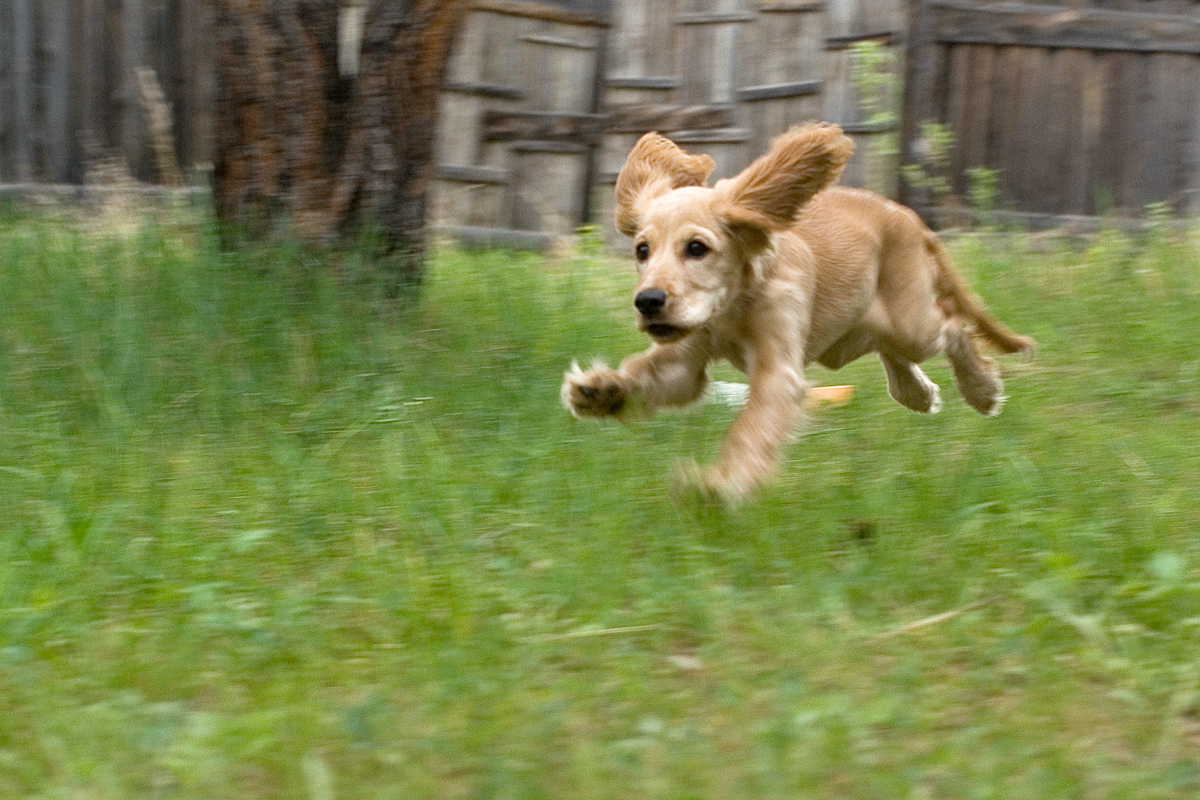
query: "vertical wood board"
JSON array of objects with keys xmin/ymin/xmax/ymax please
[{"xmin": 11, "ymin": 0, "xmax": 35, "ymax": 181}]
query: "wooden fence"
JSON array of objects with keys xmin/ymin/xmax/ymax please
[
  {"xmin": 432, "ymin": 0, "xmax": 907, "ymax": 242},
  {"xmin": 903, "ymin": 0, "xmax": 1200, "ymax": 222},
  {"xmin": 433, "ymin": 0, "xmax": 612, "ymax": 243},
  {"xmin": 0, "ymin": 0, "xmax": 213, "ymax": 187},
  {"xmin": 2, "ymin": 0, "xmax": 905, "ymax": 241},
  {"xmin": 16, "ymin": 0, "xmax": 1200, "ymax": 237}
]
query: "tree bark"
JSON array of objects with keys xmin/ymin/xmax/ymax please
[{"xmin": 212, "ymin": 0, "xmax": 471, "ymax": 294}]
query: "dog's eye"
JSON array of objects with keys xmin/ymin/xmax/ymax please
[
  {"xmin": 685, "ymin": 240, "xmax": 709, "ymax": 258},
  {"xmin": 635, "ymin": 243, "xmax": 650, "ymax": 261}
]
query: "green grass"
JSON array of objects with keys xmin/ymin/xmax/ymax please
[{"xmin": 1, "ymin": 208, "xmax": 1199, "ymax": 799}]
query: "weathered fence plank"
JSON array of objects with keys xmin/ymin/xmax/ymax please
[
  {"xmin": 931, "ymin": 0, "xmax": 1200, "ymax": 55},
  {"xmin": 45, "ymin": 0, "xmax": 73, "ymax": 183},
  {"xmin": 11, "ymin": 0, "xmax": 35, "ymax": 181},
  {"xmin": 0, "ymin": 3, "xmax": 9, "ymax": 178},
  {"xmin": 80, "ymin": 0, "xmax": 106, "ymax": 160}
]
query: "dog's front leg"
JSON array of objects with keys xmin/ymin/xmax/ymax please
[
  {"xmin": 562, "ymin": 340, "xmax": 710, "ymax": 422},
  {"xmin": 695, "ymin": 345, "xmax": 808, "ymax": 500}
]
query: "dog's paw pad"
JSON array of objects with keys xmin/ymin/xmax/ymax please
[
  {"xmin": 574, "ymin": 381, "xmax": 624, "ymax": 412},
  {"xmin": 562, "ymin": 362, "xmax": 627, "ymax": 418}
]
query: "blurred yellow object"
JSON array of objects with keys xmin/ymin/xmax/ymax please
[
  {"xmin": 806, "ymin": 385, "xmax": 854, "ymax": 407},
  {"xmin": 708, "ymin": 382, "xmax": 853, "ymax": 409}
]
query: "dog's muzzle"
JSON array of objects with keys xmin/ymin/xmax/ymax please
[{"xmin": 634, "ymin": 289, "xmax": 689, "ymax": 343}]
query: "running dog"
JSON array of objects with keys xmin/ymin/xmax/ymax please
[{"xmin": 562, "ymin": 124, "xmax": 1034, "ymax": 501}]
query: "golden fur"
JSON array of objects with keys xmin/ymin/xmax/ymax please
[{"xmin": 563, "ymin": 124, "xmax": 1034, "ymax": 502}]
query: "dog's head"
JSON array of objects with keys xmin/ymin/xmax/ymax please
[{"xmin": 614, "ymin": 124, "xmax": 853, "ymax": 343}]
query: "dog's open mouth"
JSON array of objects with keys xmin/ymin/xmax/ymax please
[{"xmin": 645, "ymin": 323, "xmax": 689, "ymax": 343}]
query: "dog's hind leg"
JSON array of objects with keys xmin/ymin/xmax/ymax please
[
  {"xmin": 879, "ymin": 354, "xmax": 942, "ymax": 414},
  {"xmin": 943, "ymin": 323, "xmax": 1006, "ymax": 416}
]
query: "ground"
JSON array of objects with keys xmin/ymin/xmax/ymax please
[{"xmin": 0, "ymin": 212, "xmax": 1198, "ymax": 798}]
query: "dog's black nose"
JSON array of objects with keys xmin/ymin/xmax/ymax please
[{"xmin": 634, "ymin": 289, "xmax": 667, "ymax": 315}]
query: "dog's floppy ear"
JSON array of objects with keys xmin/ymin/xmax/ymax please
[
  {"xmin": 614, "ymin": 133, "xmax": 715, "ymax": 236},
  {"xmin": 714, "ymin": 124, "xmax": 853, "ymax": 231}
]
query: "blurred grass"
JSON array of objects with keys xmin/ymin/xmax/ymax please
[{"xmin": 1, "ymin": 208, "xmax": 1199, "ymax": 799}]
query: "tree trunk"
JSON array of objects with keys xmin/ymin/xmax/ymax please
[{"xmin": 212, "ymin": 0, "xmax": 471, "ymax": 294}]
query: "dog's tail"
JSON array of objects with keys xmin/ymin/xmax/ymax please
[{"xmin": 926, "ymin": 232, "xmax": 1036, "ymax": 358}]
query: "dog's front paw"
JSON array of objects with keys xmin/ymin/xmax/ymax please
[{"xmin": 561, "ymin": 361, "xmax": 631, "ymax": 419}]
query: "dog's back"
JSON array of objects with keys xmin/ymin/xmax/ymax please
[{"xmin": 790, "ymin": 187, "xmax": 1033, "ymax": 363}]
